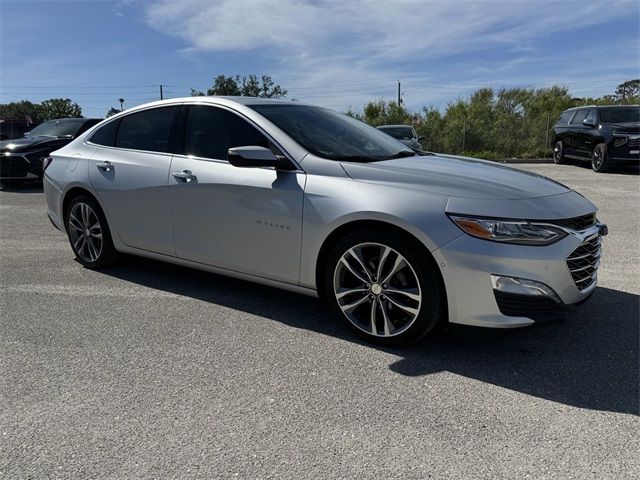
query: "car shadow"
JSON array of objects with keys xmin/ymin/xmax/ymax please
[
  {"xmin": 100, "ymin": 255, "xmax": 639, "ymax": 415},
  {"xmin": 569, "ymin": 161, "xmax": 639, "ymax": 175}
]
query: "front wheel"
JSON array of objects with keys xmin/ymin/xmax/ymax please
[
  {"xmin": 553, "ymin": 140, "xmax": 566, "ymax": 164},
  {"xmin": 591, "ymin": 143, "xmax": 609, "ymax": 172},
  {"xmin": 65, "ymin": 195, "xmax": 117, "ymax": 268},
  {"xmin": 324, "ymin": 230, "xmax": 445, "ymax": 346}
]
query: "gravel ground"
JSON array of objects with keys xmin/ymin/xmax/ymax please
[{"xmin": 1, "ymin": 163, "xmax": 638, "ymax": 479}]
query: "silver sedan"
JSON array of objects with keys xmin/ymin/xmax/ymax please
[{"xmin": 43, "ymin": 97, "xmax": 606, "ymax": 345}]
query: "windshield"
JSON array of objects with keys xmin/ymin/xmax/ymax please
[
  {"xmin": 378, "ymin": 126, "xmax": 415, "ymax": 139},
  {"xmin": 248, "ymin": 104, "xmax": 415, "ymax": 161},
  {"xmin": 599, "ymin": 107, "xmax": 640, "ymax": 124},
  {"xmin": 26, "ymin": 119, "xmax": 85, "ymax": 138}
]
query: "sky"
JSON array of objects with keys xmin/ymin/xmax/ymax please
[{"xmin": 1, "ymin": 0, "xmax": 639, "ymax": 118}]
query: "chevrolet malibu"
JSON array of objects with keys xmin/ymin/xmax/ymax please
[{"xmin": 43, "ymin": 98, "xmax": 606, "ymax": 345}]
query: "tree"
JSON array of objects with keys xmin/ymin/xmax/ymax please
[
  {"xmin": 40, "ymin": 98, "xmax": 82, "ymax": 119},
  {"xmin": 615, "ymin": 79, "xmax": 640, "ymax": 101},
  {"xmin": 352, "ymin": 99, "xmax": 412, "ymax": 126},
  {"xmin": 192, "ymin": 74, "xmax": 288, "ymax": 98},
  {"xmin": 0, "ymin": 100, "xmax": 44, "ymax": 123}
]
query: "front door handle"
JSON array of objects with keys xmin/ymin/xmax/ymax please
[
  {"xmin": 96, "ymin": 161, "xmax": 113, "ymax": 171},
  {"xmin": 173, "ymin": 170, "xmax": 197, "ymax": 182}
]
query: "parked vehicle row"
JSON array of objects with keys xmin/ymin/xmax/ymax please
[
  {"xmin": 553, "ymin": 105, "xmax": 640, "ymax": 172},
  {"xmin": 42, "ymin": 97, "xmax": 606, "ymax": 345},
  {"xmin": 0, "ymin": 118, "xmax": 100, "ymax": 185}
]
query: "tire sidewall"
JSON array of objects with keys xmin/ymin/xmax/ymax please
[
  {"xmin": 65, "ymin": 195, "xmax": 115, "ymax": 268},
  {"xmin": 553, "ymin": 140, "xmax": 564, "ymax": 164},
  {"xmin": 323, "ymin": 229, "xmax": 444, "ymax": 346},
  {"xmin": 591, "ymin": 143, "xmax": 608, "ymax": 172}
]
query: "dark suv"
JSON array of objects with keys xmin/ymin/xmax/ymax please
[
  {"xmin": 0, "ymin": 117, "xmax": 101, "ymax": 185},
  {"xmin": 552, "ymin": 105, "xmax": 639, "ymax": 172}
]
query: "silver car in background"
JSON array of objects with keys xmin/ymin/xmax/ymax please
[{"xmin": 43, "ymin": 97, "xmax": 606, "ymax": 345}]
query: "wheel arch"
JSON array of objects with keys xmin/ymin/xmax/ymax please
[
  {"xmin": 61, "ymin": 186, "xmax": 101, "ymax": 229},
  {"xmin": 314, "ymin": 219, "xmax": 447, "ymax": 314}
]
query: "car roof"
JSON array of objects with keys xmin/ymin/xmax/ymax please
[
  {"xmin": 565, "ymin": 104, "xmax": 639, "ymax": 111},
  {"xmin": 43, "ymin": 117, "xmax": 102, "ymax": 122}
]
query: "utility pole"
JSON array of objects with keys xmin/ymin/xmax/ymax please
[
  {"xmin": 397, "ymin": 81, "xmax": 401, "ymax": 105},
  {"xmin": 160, "ymin": 84, "xmax": 164, "ymax": 100},
  {"xmin": 544, "ymin": 112, "xmax": 551, "ymax": 150},
  {"xmin": 462, "ymin": 117, "xmax": 466, "ymax": 152},
  {"xmin": 118, "ymin": 98, "xmax": 125, "ymax": 111}
]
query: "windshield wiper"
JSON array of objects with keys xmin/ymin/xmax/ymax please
[
  {"xmin": 332, "ymin": 155, "xmax": 384, "ymax": 162},
  {"xmin": 386, "ymin": 150, "xmax": 418, "ymax": 159}
]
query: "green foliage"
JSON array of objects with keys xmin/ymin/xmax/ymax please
[
  {"xmin": 0, "ymin": 98, "xmax": 82, "ymax": 122},
  {"xmin": 356, "ymin": 80, "xmax": 638, "ymax": 159},
  {"xmin": 192, "ymin": 74, "xmax": 288, "ymax": 98},
  {"xmin": 40, "ymin": 98, "xmax": 82, "ymax": 119},
  {"xmin": 0, "ymin": 100, "xmax": 44, "ymax": 123},
  {"xmin": 347, "ymin": 99, "xmax": 413, "ymax": 126}
]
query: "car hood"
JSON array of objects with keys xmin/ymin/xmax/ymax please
[
  {"xmin": 340, "ymin": 154, "xmax": 571, "ymax": 200},
  {"xmin": 0, "ymin": 137, "xmax": 66, "ymax": 153},
  {"xmin": 607, "ymin": 122, "xmax": 640, "ymax": 134}
]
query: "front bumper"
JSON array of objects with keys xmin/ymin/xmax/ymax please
[
  {"xmin": 609, "ymin": 135, "xmax": 640, "ymax": 161},
  {"xmin": 432, "ymin": 222, "xmax": 605, "ymax": 328}
]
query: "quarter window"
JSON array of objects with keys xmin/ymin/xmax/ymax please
[
  {"xmin": 90, "ymin": 119, "xmax": 119, "ymax": 147},
  {"xmin": 184, "ymin": 105, "xmax": 273, "ymax": 160},
  {"xmin": 570, "ymin": 109, "xmax": 588, "ymax": 125},
  {"xmin": 115, "ymin": 106, "xmax": 178, "ymax": 153}
]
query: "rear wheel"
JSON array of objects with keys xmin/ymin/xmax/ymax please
[
  {"xmin": 324, "ymin": 230, "xmax": 444, "ymax": 346},
  {"xmin": 553, "ymin": 140, "xmax": 566, "ymax": 164},
  {"xmin": 591, "ymin": 143, "xmax": 609, "ymax": 172},
  {"xmin": 65, "ymin": 195, "xmax": 117, "ymax": 268}
]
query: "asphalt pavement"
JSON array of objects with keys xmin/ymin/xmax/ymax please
[{"xmin": 1, "ymin": 163, "xmax": 638, "ymax": 479}]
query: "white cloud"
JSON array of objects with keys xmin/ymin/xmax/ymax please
[{"xmin": 141, "ymin": 0, "xmax": 639, "ymax": 109}]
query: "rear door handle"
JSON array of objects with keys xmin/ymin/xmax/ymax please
[
  {"xmin": 96, "ymin": 161, "xmax": 113, "ymax": 171},
  {"xmin": 172, "ymin": 170, "xmax": 197, "ymax": 182}
]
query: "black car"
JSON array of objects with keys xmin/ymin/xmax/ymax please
[
  {"xmin": 552, "ymin": 105, "xmax": 639, "ymax": 172},
  {"xmin": 0, "ymin": 118, "xmax": 101, "ymax": 185}
]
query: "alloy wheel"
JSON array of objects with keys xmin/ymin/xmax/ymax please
[
  {"xmin": 333, "ymin": 242, "xmax": 422, "ymax": 338},
  {"xmin": 592, "ymin": 144, "xmax": 605, "ymax": 170},
  {"xmin": 68, "ymin": 202, "xmax": 103, "ymax": 263},
  {"xmin": 553, "ymin": 141, "xmax": 563, "ymax": 163}
]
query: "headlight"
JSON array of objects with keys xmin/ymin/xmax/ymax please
[{"xmin": 448, "ymin": 215, "xmax": 567, "ymax": 245}]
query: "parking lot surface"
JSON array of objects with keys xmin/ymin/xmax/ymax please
[{"xmin": 1, "ymin": 163, "xmax": 638, "ymax": 479}]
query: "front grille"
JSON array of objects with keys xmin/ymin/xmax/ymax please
[
  {"xmin": 544, "ymin": 213, "xmax": 596, "ymax": 231},
  {"xmin": 566, "ymin": 235, "xmax": 601, "ymax": 291},
  {"xmin": 0, "ymin": 155, "xmax": 29, "ymax": 177}
]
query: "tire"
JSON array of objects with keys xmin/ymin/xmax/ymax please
[
  {"xmin": 323, "ymin": 229, "xmax": 445, "ymax": 346},
  {"xmin": 591, "ymin": 143, "xmax": 609, "ymax": 172},
  {"xmin": 553, "ymin": 140, "xmax": 566, "ymax": 164},
  {"xmin": 65, "ymin": 194, "xmax": 117, "ymax": 268}
]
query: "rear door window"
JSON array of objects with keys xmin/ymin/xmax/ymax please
[
  {"xmin": 115, "ymin": 106, "xmax": 178, "ymax": 153},
  {"xmin": 584, "ymin": 109, "xmax": 598, "ymax": 125},
  {"xmin": 570, "ymin": 109, "xmax": 588, "ymax": 125}
]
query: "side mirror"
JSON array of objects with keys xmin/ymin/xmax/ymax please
[
  {"xmin": 227, "ymin": 146, "xmax": 293, "ymax": 170},
  {"xmin": 418, "ymin": 135, "xmax": 425, "ymax": 141},
  {"xmin": 583, "ymin": 119, "xmax": 596, "ymax": 127}
]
